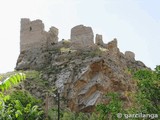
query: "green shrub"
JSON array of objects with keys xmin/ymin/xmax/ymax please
[
  {"xmin": 0, "ymin": 72, "xmax": 45, "ymax": 120},
  {"xmin": 0, "ymin": 73, "xmax": 26, "ymax": 91},
  {"xmin": 134, "ymin": 66, "xmax": 160, "ymax": 114},
  {"xmin": 96, "ymin": 92, "xmax": 123, "ymax": 120},
  {"xmin": 7, "ymin": 90, "xmax": 42, "ymax": 108}
]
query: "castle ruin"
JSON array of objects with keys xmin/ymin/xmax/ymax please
[
  {"xmin": 71, "ymin": 25, "xmax": 94, "ymax": 48},
  {"xmin": 17, "ymin": 18, "xmax": 136, "ymax": 70},
  {"xmin": 15, "ymin": 18, "xmax": 149, "ymax": 113},
  {"xmin": 20, "ymin": 18, "xmax": 58, "ymax": 52},
  {"xmin": 19, "ymin": 18, "xmax": 119, "ymax": 52}
]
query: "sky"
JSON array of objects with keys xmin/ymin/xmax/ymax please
[{"xmin": 0, "ymin": 0, "xmax": 160, "ymax": 73}]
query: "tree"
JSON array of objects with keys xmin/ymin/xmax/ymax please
[{"xmin": 134, "ymin": 66, "xmax": 160, "ymax": 114}]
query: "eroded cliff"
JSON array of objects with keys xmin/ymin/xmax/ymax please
[{"xmin": 16, "ymin": 18, "xmax": 148, "ymax": 112}]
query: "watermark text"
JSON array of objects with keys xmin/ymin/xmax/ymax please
[{"xmin": 117, "ymin": 113, "xmax": 158, "ymax": 119}]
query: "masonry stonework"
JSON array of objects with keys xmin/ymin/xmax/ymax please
[
  {"xmin": 20, "ymin": 18, "xmax": 58, "ymax": 52},
  {"xmin": 16, "ymin": 18, "xmax": 149, "ymax": 113},
  {"xmin": 125, "ymin": 51, "xmax": 135, "ymax": 61},
  {"xmin": 70, "ymin": 25, "xmax": 94, "ymax": 48},
  {"xmin": 95, "ymin": 34, "xmax": 103, "ymax": 46}
]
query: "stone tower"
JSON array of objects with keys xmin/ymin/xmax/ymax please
[
  {"xmin": 70, "ymin": 25, "xmax": 94, "ymax": 48},
  {"xmin": 20, "ymin": 18, "xmax": 58, "ymax": 52}
]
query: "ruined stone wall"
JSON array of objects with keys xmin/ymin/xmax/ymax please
[
  {"xmin": 70, "ymin": 25, "xmax": 94, "ymax": 48},
  {"xmin": 95, "ymin": 34, "xmax": 103, "ymax": 46},
  {"xmin": 16, "ymin": 18, "xmax": 149, "ymax": 113},
  {"xmin": 20, "ymin": 18, "xmax": 58, "ymax": 52}
]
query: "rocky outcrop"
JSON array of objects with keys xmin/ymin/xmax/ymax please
[
  {"xmin": 125, "ymin": 51, "xmax": 135, "ymax": 61},
  {"xmin": 22, "ymin": 45, "xmax": 147, "ymax": 112},
  {"xmin": 16, "ymin": 18, "xmax": 149, "ymax": 113},
  {"xmin": 71, "ymin": 25, "xmax": 94, "ymax": 48}
]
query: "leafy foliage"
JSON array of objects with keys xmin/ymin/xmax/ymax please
[
  {"xmin": 134, "ymin": 66, "xmax": 160, "ymax": 114},
  {"xmin": 0, "ymin": 75, "xmax": 3, "ymax": 81},
  {"xmin": 0, "ymin": 94, "xmax": 44, "ymax": 120},
  {"xmin": 7, "ymin": 90, "xmax": 42, "ymax": 108},
  {"xmin": 94, "ymin": 66, "xmax": 160, "ymax": 119},
  {"xmin": 1, "ymin": 64, "xmax": 159, "ymax": 120},
  {"xmin": 0, "ymin": 73, "xmax": 26, "ymax": 91},
  {"xmin": 48, "ymin": 108, "xmax": 99, "ymax": 120},
  {"xmin": 0, "ymin": 72, "xmax": 45, "ymax": 120},
  {"xmin": 96, "ymin": 92, "xmax": 123, "ymax": 120}
]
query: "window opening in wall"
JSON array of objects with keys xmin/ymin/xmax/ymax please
[{"xmin": 29, "ymin": 27, "xmax": 32, "ymax": 31}]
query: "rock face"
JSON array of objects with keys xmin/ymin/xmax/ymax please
[
  {"xmin": 16, "ymin": 18, "xmax": 149, "ymax": 113},
  {"xmin": 71, "ymin": 25, "xmax": 94, "ymax": 48},
  {"xmin": 22, "ymin": 46, "xmax": 147, "ymax": 112}
]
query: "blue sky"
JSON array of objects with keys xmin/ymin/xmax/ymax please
[{"xmin": 0, "ymin": 0, "xmax": 160, "ymax": 73}]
